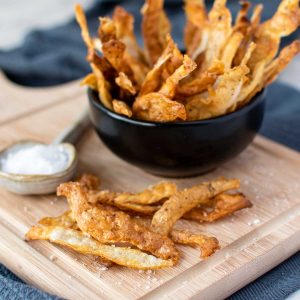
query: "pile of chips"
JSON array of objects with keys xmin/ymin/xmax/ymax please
[
  {"xmin": 77, "ymin": 0, "xmax": 300, "ymax": 122},
  {"xmin": 26, "ymin": 174, "xmax": 251, "ymax": 269}
]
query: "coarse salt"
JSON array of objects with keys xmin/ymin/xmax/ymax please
[{"xmin": 1, "ymin": 144, "xmax": 69, "ymax": 175}]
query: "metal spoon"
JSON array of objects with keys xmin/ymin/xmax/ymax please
[{"xmin": 0, "ymin": 109, "xmax": 90, "ymax": 195}]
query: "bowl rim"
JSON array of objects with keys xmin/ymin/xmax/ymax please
[{"xmin": 88, "ymin": 88, "xmax": 266, "ymax": 127}]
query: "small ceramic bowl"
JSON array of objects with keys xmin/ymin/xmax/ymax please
[
  {"xmin": 88, "ymin": 89, "xmax": 266, "ymax": 177},
  {"xmin": 0, "ymin": 141, "xmax": 77, "ymax": 194}
]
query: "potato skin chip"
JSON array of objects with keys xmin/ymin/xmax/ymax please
[
  {"xmin": 221, "ymin": 32, "xmax": 244, "ymax": 70},
  {"xmin": 98, "ymin": 17, "xmax": 117, "ymax": 43},
  {"xmin": 177, "ymin": 60, "xmax": 224, "ymax": 97},
  {"xmin": 159, "ymin": 55, "xmax": 197, "ymax": 99},
  {"xmin": 142, "ymin": 0, "xmax": 171, "ymax": 65},
  {"xmin": 115, "ymin": 72, "xmax": 136, "ymax": 95},
  {"xmin": 186, "ymin": 65, "xmax": 249, "ymax": 120},
  {"xmin": 133, "ymin": 92, "xmax": 186, "ymax": 122},
  {"xmin": 91, "ymin": 63, "xmax": 112, "ymax": 109},
  {"xmin": 58, "ymin": 182, "xmax": 179, "ymax": 263},
  {"xmin": 184, "ymin": 193, "xmax": 252, "ymax": 222},
  {"xmin": 115, "ymin": 182, "xmax": 177, "ymax": 205},
  {"xmin": 102, "ymin": 40, "xmax": 136, "ymax": 85},
  {"xmin": 184, "ymin": 0, "xmax": 207, "ymax": 54},
  {"xmin": 151, "ymin": 178, "xmax": 240, "ymax": 236},
  {"xmin": 80, "ymin": 73, "xmax": 97, "ymax": 91},
  {"xmin": 38, "ymin": 211, "xmax": 78, "ymax": 230},
  {"xmin": 192, "ymin": 0, "xmax": 232, "ymax": 67},
  {"xmin": 263, "ymin": 40, "xmax": 300, "ymax": 86},
  {"xmin": 112, "ymin": 100, "xmax": 133, "ymax": 117},
  {"xmin": 87, "ymin": 51, "xmax": 117, "ymax": 83},
  {"xmin": 26, "ymin": 226, "xmax": 173, "ymax": 269},
  {"xmin": 75, "ymin": 4, "xmax": 93, "ymax": 49},
  {"xmin": 249, "ymin": 0, "xmax": 300, "ymax": 70},
  {"xmin": 170, "ymin": 229, "xmax": 219, "ymax": 258}
]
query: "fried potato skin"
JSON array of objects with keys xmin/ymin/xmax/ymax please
[
  {"xmin": 80, "ymin": 73, "xmax": 98, "ymax": 90},
  {"xmin": 112, "ymin": 99, "xmax": 133, "ymax": 117},
  {"xmin": 151, "ymin": 178, "xmax": 240, "ymax": 236},
  {"xmin": 26, "ymin": 226, "xmax": 173, "ymax": 269},
  {"xmin": 115, "ymin": 182, "xmax": 177, "ymax": 205},
  {"xmin": 133, "ymin": 92, "xmax": 186, "ymax": 122},
  {"xmin": 184, "ymin": 0, "xmax": 207, "ymax": 54},
  {"xmin": 170, "ymin": 229, "xmax": 220, "ymax": 258},
  {"xmin": 176, "ymin": 60, "xmax": 224, "ymax": 97},
  {"xmin": 184, "ymin": 193, "xmax": 252, "ymax": 222},
  {"xmin": 142, "ymin": 0, "xmax": 171, "ymax": 65},
  {"xmin": 249, "ymin": 0, "xmax": 300, "ymax": 69},
  {"xmin": 185, "ymin": 65, "xmax": 249, "ymax": 120},
  {"xmin": 159, "ymin": 55, "xmax": 197, "ymax": 99},
  {"xmin": 57, "ymin": 182, "xmax": 179, "ymax": 263}
]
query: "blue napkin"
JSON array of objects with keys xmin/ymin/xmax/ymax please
[{"xmin": 0, "ymin": 1, "xmax": 299, "ymax": 299}]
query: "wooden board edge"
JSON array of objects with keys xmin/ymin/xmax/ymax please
[
  {"xmin": 142, "ymin": 203, "xmax": 300, "ymax": 300},
  {"xmin": 198, "ymin": 230, "xmax": 300, "ymax": 300},
  {"xmin": 255, "ymin": 135, "xmax": 300, "ymax": 162}
]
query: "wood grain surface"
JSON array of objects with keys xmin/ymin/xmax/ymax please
[{"xmin": 0, "ymin": 79, "xmax": 299, "ymax": 299}]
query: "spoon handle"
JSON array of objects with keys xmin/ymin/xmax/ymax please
[{"xmin": 52, "ymin": 108, "xmax": 90, "ymax": 145}]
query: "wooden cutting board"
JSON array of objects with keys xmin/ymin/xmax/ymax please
[{"xmin": 0, "ymin": 76, "xmax": 299, "ymax": 300}]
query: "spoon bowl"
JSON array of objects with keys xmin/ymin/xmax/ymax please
[{"xmin": 0, "ymin": 141, "xmax": 77, "ymax": 195}]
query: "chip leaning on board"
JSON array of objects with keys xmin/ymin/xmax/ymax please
[
  {"xmin": 77, "ymin": 0, "xmax": 300, "ymax": 122},
  {"xmin": 26, "ymin": 174, "xmax": 251, "ymax": 269}
]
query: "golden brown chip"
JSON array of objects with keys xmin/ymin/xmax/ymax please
[
  {"xmin": 249, "ymin": 0, "xmax": 300, "ymax": 70},
  {"xmin": 184, "ymin": 193, "xmax": 252, "ymax": 222},
  {"xmin": 91, "ymin": 63, "xmax": 112, "ymax": 109},
  {"xmin": 158, "ymin": 55, "xmax": 197, "ymax": 99},
  {"xmin": 115, "ymin": 72, "xmax": 136, "ymax": 95},
  {"xmin": 221, "ymin": 32, "xmax": 244, "ymax": 70},
  {"xmin": 133, "ymin": 92, "xmax": 186, "ymax": 122},
  {"xmin": 185, "ymin": 65, "xmax": 249, "ymax": 120},
  {"xmin": 75, "ymin": 4, "xmax": 93, "ymax": 49},
  {"xmin": 102, "ymin": 40, "xmax": 135, "ymax": 82},
  {"xmin": 112, "ymin": 100, "xmax": 133, "ymax": 117},
  {"xmin": 57, "ymin": 182, "xmax": 179, "ymax": 262},
  {"xmin": 233, "ymin": 1, "xmax": 251, "ymax": 35},
  {"xmin": 194, "ymin": 0, "xmax": 232, "ymax": 68},
  {"xmin": 176, "ymin": 60, "xmax": 224, "ymax": 97},
  {"xmin": 184, "ymin": 0, "xmax": 207, "ymax": 54},
  {"xmin": 80, "ymin": 73, "xmax": 97, "ymax": 90},
  {"xmin": 263, "ymin": 40, "xmax": 300, "ymax": 86},
  {"xmin": 115, "ymin": 182, "xmax": 177, "ymax": 205},
  {"xmin": 98, "ymin": 17, "xmax": 117, "ymax": 43},
  {"xmin": 235, "ymin": 60, "xmax": 266, "ymax": 109},
  {"xmin": 133, "ymin": 217, "xmax": 219, "ymax": 258},
  {"xmin": 139, "ymin": 35, "xmax": 180, "ymax": 96},
  {"xmin": 162, "ymin": 35, "xmax": 184, "ymax": 80},
  {"xmin": 113, "ymin": 6, "xmax": 149, "ymax": 85},
  {"xmin": 142, "ymin": 0, "xmax": 171, "ymax": 65},
  {"xmin": 113, "ymin": 6, "xmax": 146, "ymax": 63},
  {"xmin": 151, "ymin": 178, "xmax": 240, "ymax": 236},
  {"xmin": 87, "ymin": 50, "xmax": 117, "ymax": 82},
  {"xmin": 233, "ymin": 4, "xmax": 262, "ymax": 67},
  {"xmin": 38, "ymin": 211, "xmax": 78, "ymax": 229},
  {"xmin": 26, "ymin": 226, "xmax": 173, "ymax": 269},
  {"xmin": 170, "ymin": 229, "xmax": 219, "ymax": 258}
]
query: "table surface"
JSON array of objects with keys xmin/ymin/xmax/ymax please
[{"xmin": 0, "ymin": 1, "xmax": 299, "ymax": 299}]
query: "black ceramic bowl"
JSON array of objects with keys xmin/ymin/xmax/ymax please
[{"xmin": 88, "ymin": 89, "xmax": 266, "ymax": 177}]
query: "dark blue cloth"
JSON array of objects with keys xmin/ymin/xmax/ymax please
[{"xmin": 0, "ymin": 1, "xmax": 299, "ymax": 299}]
